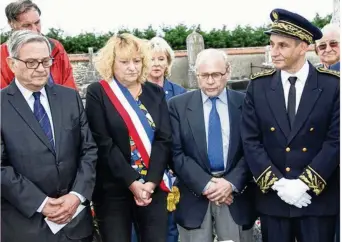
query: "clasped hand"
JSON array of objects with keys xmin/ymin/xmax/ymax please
[
  {"xmin": 272, "ymin": 178, "xmax": 311, "ymax": 208},
  {"xmin": 203, "ymin": 177, "xmax": 234, "ymax": 206},
  {"xmin": 42, "ymin": 194, "xmax": 81, "ymax": 224},
  {"xmin": 129, "ymin": 181, "xmax": 156, "ymax": 206}
]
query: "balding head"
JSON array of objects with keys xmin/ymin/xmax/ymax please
[
  {"xmin": 195, "ymin": 49, "xmax": 230, "ymax": 73},
  {"xmin": 195, "ymin": 49, "xmax": 231, "ymax": 97}
]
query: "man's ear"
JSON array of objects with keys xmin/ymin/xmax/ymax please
[
  {"xmin": 300, "ymin": 42, "xmax": 309, "ymax": 56},
  {"xmin": 6, "ymin": 57, "xmax": 16, "ymax": 73}
]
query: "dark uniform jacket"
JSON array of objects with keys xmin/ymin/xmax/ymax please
[{"xmin": 241, "ymin": 63, "xmax": 340, "ymax": 217}]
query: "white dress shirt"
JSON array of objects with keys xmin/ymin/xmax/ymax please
[
  {"xmin": 201, "ymin": 89, "xmax": 230, "ymax": 170},
  {"xmin": 15, "ymin": 79, "xmax": 85, "ymax": 212},
  {"xmin": 281, "ymin": 60, "xmax": 309, "ymax": 113},
  {"xmin": 201, "ymin": 89, "xmax": 238, "ymax": 192}
]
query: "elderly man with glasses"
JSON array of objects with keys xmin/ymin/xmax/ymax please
[
  {"xmin": 168, "ymin": 48, "xmax": 256, "ymax": 242},
  {"xmin": 315, "ymin": 23, "xmax": 340, "ymax": 69},
  {"xmin": 1, "ymin": 30, "xmax": 97, "ymax": 242}
]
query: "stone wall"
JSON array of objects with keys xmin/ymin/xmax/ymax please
[{"xmin": 71, "ymin": 46, "xmax": 320, "ymax": 98}]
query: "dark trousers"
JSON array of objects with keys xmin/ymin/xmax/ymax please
[
  {"xmin": 131, "ymin": 212, "xmax": 179, "ymax": 242},
  {"xmin": 335, "ymin": 213, "xmax": 340, "ymax": 242},
  {"xmin": 95, "ymin": 187, "xmax": 168, "ymax": 242},
  {"xmin": 260, "ymin": 214, "xmax": 336, "ymax": 242}
]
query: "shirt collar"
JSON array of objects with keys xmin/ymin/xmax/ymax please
[
  {"xmin": 15, "ymin": 78, "xmax": 47, "ymax": 101},
  {"xmin": 201, "ymin": 88, "xmax": 228, "ymax": 105},
  {"xmin": 281, "ymin": 60, "xmax": 309, "ymax": 85}
]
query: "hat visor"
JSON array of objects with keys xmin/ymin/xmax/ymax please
[{"xmin": 264, "ymin": 30, "xmax": 309, "ymax": 44}]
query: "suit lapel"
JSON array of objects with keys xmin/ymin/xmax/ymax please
[
  {"xmin": 45, "ymin": 85, "xmax": 61, "ymax": 157},
  {"xmin": 7, "ymin": 82, "xmax": 55, "ymax": 155},
  {"xmin": 287, "ymin": 64, "xmax": 322, "ymax": 144},
  {"xmin": 266, "ymin": 70, "xmax": 291, "ymax": 137},
  {"xmin": 226, "ymin": 89, "xmax": 240, "ymax": 171},
  {"xmin": 186, "ymin": 90, "xmax": 211, "ymax": 171}
]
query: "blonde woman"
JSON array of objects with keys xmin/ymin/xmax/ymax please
[
  {"xmin": 148, "ymin": 36, "xmax": 186, "ymax": 99},
  {"xmin": 86, "ymin": 33, "xmax": 172, "ymax": 242}
]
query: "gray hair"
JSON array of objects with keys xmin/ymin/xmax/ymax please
[
  {"xmin": 195, "ymin": 48, "xmax": 231, "ymax": 73},
  {"xmin": 7, "ymin": 30, "xmax": 51, "ymax": 58},
  {"xmin": 148, "ymin": 37, "xmax": 175, "ymax": 76},
  {"xmin": 5, "ymin": 0, "xmax": 41, "ymax": 23}
]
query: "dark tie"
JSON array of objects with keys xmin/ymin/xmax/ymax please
[
  {"xmin": 32, "ymin": 92, "xmax": 54, "ymax": 149},
  {"xmin": 287, "ymin": 76, "xmax": 297, "ymax": 129},
  {"xmin": 207, "ymin": 97, "xmax": 224, "ymax": 172}
]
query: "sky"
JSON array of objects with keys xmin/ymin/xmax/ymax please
[{"xmin": 0, "ymin": 0, "xmax": 336, "ymax": 36}]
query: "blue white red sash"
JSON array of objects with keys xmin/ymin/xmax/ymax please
[{"xmin": 99, "ymin": 79, "xmax": 172, "ymax": 192}]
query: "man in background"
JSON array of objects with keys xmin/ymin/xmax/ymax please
[
  {"xmin": 315, "ymin": 23, "xmax": 340, "ymax": 69},
  {"xmin": 1, "ymin": 0, "xmax": 77, "ymax": 89}
]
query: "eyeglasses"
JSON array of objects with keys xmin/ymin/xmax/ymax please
[
  {"xmin": 197, "ymin": 69, "xmax": 228, "ymax": 82},
  {"xmin": 13, "ymin": 57, "xmax": 54, "ymax": 69},
  {"xmin": 317, "ymin": 40, "xmax": 340, "ymax": 51}
]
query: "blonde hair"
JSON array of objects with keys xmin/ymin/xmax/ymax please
[
  {"xmin": 148, "ymin": 37, "xmax": 174, "ymax": 77},
  {"xmin": 94, "ymin": 33, "xmax": 151, "ymax": 83}
]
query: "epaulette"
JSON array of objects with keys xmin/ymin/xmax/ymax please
[
  {"xmin": 250, "ymin": 69, "xmax": 276, "ymax": 80},
  {"xmin": 316, "ymin": 67, "xmax": 340, "ymax": 78}
]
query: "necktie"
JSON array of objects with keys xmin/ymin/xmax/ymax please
[
  {"xmin": 32, "ymin": 92, "xmax": 55, "ymax": 149},
  {"xmin": 287, "ymin": 76, "xmax": 297, "ymax": 129},
  {"xmin": 207, "ymin": 97, "xmax": 224, "ymax": 172}
]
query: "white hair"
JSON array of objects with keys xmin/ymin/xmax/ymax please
[
  {"xmin": 7, "ymin": 30, "xmax": 51, "ymax": 57},
  {"xmin": 194, "ymin": 48, "xmax": 231, "ymax": 73},
  {"xmin": 316, "ymin": 23, "xmax": 340, "ymax": 43},
  {"xmin": 148, "ymin": 37, "xmax": 174, "ymax": 76}
]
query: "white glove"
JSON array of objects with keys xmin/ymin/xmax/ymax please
[
  {"xmin": 272, "ymin": 178, "xmax": 311, "ymax": 207},
  {"xmin": 293, "ymin": 192, "xmax": 312, "ymax": 208}
]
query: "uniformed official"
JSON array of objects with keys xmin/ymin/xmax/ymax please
[{"xmin": 241, "ymin": 8, "xmax": 340, "ymax": 242}]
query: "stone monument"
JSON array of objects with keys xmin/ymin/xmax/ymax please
[
  {"xmin": 262, "ymin": 45, "xmax": 274, "ymax": 68},
  {"xmin": 186, "ymin": 31, "xmax": 204, "ymax": 88},
  {"xmin": 331, "ymin": 0, "xmax": 340, "ymax": 26}
]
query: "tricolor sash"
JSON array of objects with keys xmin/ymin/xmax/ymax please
[{"xmin": 99, "ymin": 79, "xmax": 172, "ymax": 192}]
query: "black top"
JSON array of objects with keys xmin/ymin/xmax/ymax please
[{"xmin": 85, "ymin": 81, "xmax": 172, "ymax": 200}]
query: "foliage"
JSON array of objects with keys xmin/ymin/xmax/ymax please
[
  {"xmin": 0, "ymin": 13, "xmax": 333, "ymax": 53},
  {"xmin": 311, "ymin": 13, "xmax": 332, "ymax": 29}
]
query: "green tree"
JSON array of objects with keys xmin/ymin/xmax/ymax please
[
  {"xmin": 163, "ymin": 24, "xmax": 192, "ymax": 50},
  {"xmin": 0, "ymin": 29, "xmax": 11, "ymax": 44},
  {"xmin": 1, "ymin": 13, "xmax": 331, "ymax": 52},
  {"xmin": 311, "ymin": 13, "xmax": 332, "ymax": 28},
  {"xmin": 142, "ymin": 25, "xmax": 157, "ymax": 40}
]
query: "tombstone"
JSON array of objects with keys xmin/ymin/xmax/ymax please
[
  {"xmin": 76, "ymin": 47, "xmax": 100, "ymax": 101},
  {"xmin": 186, "ymin": 31, "xmax": 204, "ymax": 89},
  {"xmin": 331, "ymin": 0, "xmax": 340, "ymax": 26},
  {"xmin": 262, "ymin": 45, "xmax": 274, "ymax": 68}
]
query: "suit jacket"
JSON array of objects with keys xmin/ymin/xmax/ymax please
[
  {"xmin": 85, "ymin": 81, "xmax": 172, "ymax": 202},
  {"xmin": 168, "ymin": 88, "xmax": 257, "ymax": 229},
  {"xmin": 163, "ymin": 79, "xmax": 187, "ymax": 101},
  {"xmin": 241, "ymin": 63, "xmax": 340, "ymax": 217},
  {"xmin": 1, "ymin": 82, "xmax": 97, "ymax": 242}
]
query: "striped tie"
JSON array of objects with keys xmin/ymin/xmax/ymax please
[{"xmin": 32, "ymin": 92, "xmax": 54, "ymax": 149}]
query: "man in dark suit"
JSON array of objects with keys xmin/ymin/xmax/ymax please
[
  {"xmin": 1, "ymin": 30, "xmax": 97, "ymax": 242},
  {"xmin": 169, "ymin": 49, "xmax": 256, "ymax": 242},
  {"xmin": 241, "ymin": 9, "xmax": 340, "ymax": 242}
]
